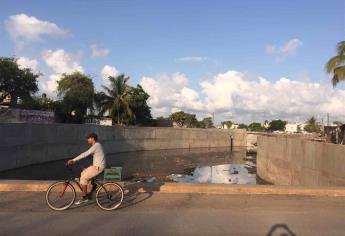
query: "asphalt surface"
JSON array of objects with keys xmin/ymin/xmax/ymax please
[{"xmin": 0, "ymin": 191, "xmax": 345, "ymax": 236}]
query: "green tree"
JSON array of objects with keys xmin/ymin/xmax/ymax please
[
  {"xmin": 221, "ymin": 120, "xmax": 233, "ymax": 129},
  {"xmin": 127, "ymin": 84, "xmax": 152, "ymax": 125},
  {"xmin": 0, "ymin": 57, "xmax": 39, "ymax": 107},
  {"xmin": 21, "ymin": 93, "xmax": 55, "ymax": 111},
  {"xmin": 238, "ymin": 123, "xmax": 248, "ymax": 130},
  {"xmin": 169, "ymin": 111, "xmax": 198, "ymax": 128},
  {"xmin": 304, "ymin": 116, "xmax": 321, "ymax": 133},
  {"xmin": 57, "ymin": 72, "xmax": 94, "ymax": 123},
  {"xmin": 248, "ymin": 122, "xmax": 265, "ymax": 132},
  {"xmin": 95, "ymin": 74, "xmax": 134, "ymax": 125},
  {"xmin": 326, "ymin": 41, "xmax": 345, "ymax": 87},
  {"xmin": 268, "ymin": 120, "xmax": 287, "ymax": 131},
  {"xmin": 200, "ymin": 117, "xmax": 215, "ymax": 129}
]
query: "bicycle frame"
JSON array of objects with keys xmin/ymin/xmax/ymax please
[{"xmin": 64, "ymin": 166, "xmax": 112, "ymax": 198}]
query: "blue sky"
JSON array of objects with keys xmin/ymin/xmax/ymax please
[{"xmin": 0, "ymin": 1, "xmax": 344, "ymax": 123}]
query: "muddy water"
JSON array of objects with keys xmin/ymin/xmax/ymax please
[{"xmin": 0, "ymin": 147, "xmax": 262, "ymax": 184}]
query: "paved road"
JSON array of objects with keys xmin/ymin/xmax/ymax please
[{"xmin": 0, "ymin": 191, "xmax": 344, "ymax": 235}]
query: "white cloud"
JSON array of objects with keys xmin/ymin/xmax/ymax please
[
  {"xmin": 201, "ymin": 71, "xmax": 247, "ymax": 112},
  {"xmin": 176, "ymin": 57, "xmax": 208, "ymax": 62},
  {"xmin": 5, "ymin": 14, "xmax": 67, "ymax": 47},
  {"xmin": 41, "ymin": 49, "xmax": 84, "ymax": 95},
  {"xmin": 266, "ymin": 38, "xmax": 303, "ymax": 61},
  {"xmin": 140, "ymin": 73, "xmax": 204, "ymax": 117},
  {"xmin": 201, "ymin": 71, "xmax": 344, "ymax": 123},
  {"xmin": 17, "ymin": 57, "xmax": 39, "ymax": 73},
  {"xmin": 91, "ymin": 44, "xmax": 110, "ymax": 58},
  {"xmin": 101, "ymin": 65, "xmax": 120, "ymax": 84},
  {"xmin": 140, "ymin": 70, "xmax": 345, "ymax": 123},
  {"xmin": 42, "ymin": 49, "xmax": 83, "ymax": 74},
  {"xmin": 279, "ymin": 38, "xmax": 303, "ymax": 56},
  {"xmin": 40, "ymin": 74, "xmax": 61, "ymax": 96}
]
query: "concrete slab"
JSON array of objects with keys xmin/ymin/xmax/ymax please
[{"xmin": 1, "ymin": 180, "xmax": 345, "ymax": 197}]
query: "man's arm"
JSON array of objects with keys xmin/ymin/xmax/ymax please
[{"xmin": 72, "ymin": 144, "xmax": 97, "ymax": 162}]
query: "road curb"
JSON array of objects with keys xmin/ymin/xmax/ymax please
[
  {"xmin": 157, "ymin": 183, "xmax": 345, "ymax": 197},
  {"xmin": 0, "ymin": 180, "xmax": 345, "ymax": 197}
]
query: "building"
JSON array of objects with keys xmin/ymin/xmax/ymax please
[
  {"xmin": 285, "ymin": 123, "xmax": 305, "ymax": 133},
  {"xmin": 220, "ymin": 123, "xmax": 239, "ymax": 129},
  {"xmin": 0, "ymin": 93, "xmax": 11, "ymax": 107},
  {"xmin": 231, "ymin": 124, "xmax": 239, "ymax": 129},
  {"xmin": 261, "ymin": 120, "xmax": 270, "ymax": 129},
  {"xmin": 85, "ymin": 117, "xmax": 113, "ymax": 126}
]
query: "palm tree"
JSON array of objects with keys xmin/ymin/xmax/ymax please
[
  {"xmin": 326, "ymin": 41, "xmax": 345, "ymax": 87},
  {"xmin": 306, "ymin": 116, "xmax": 317, "ymax": 126},
  {"xmin": 304, "ymin": 116, "xmax": 320, "ymax": 133},
  {"xmin": 95, "ymin": 74, "xmax": 134, "ymax": 125}
]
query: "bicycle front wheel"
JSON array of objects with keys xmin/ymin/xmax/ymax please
[
  {"xmin": 46, "ymin": 181, "xmax": 76, "ymax": 211},
  {"xmin": 96, "ymin": 182, "xmax": 124, "ymax": 211}
]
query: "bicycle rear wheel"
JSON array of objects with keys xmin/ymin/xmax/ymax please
[
  {"xmin": 46, "ymin": 181, "xmax": 76, "ymax": 211},
  {"xmin": 96, "ymin": 182, "xmax": 124, "ymax": 210}
]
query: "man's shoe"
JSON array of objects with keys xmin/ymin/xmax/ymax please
[
  {"xmin": 86, "ymin": 193, "xmax": 93, "ymax": 200},
  {"xmin": 89, "ymin": 184, "xmax": 97, "ymax": 197},
  {"xmin": 75, "ymin": 196, "xmax": 89, "ymax": 205}
]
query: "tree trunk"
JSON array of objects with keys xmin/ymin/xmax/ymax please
[{"xmin": 9, "ymin": 93, "xmax": 18, "ymax": 108}]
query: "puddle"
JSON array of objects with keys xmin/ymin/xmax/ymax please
[{"xmin": 167, "ymin": 163, "xmax": 256, "ymax": 184}]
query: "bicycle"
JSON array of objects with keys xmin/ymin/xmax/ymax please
[{"xmin": 46, "ymin": 166, "xmax": 124, "ymax": 211}]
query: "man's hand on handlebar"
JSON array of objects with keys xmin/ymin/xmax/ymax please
[{"xmin": 66, "ymin": 159, "xmax": 75, "ymax": 166}]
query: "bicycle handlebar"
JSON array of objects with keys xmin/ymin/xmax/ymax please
[{"xmin": 65, "ymin": 165, "xmax": 78, "ymax": 180}]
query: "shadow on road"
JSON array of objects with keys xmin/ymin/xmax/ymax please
[
  {"xmin": 119, "ymin": 181, "xmax": 164, "ymax": 209},
  {"xmin": 69, "ymin": 181, "xmax": 164, "ymax": 210},
  {"xmin": 266, "ymin": 223, "xmax": 297, "ymax": 236}
]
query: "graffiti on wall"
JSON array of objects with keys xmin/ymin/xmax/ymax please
[{"xmin": 17, "ymin": 109, "xmax": 55, "ymax": 124}]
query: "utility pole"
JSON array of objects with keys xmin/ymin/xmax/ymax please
[{"xmin": 327, "ymin": 113, "xmax": 330, "ymax": 126}]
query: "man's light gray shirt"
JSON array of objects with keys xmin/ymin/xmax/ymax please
[{"xmin": 73, "ymin": 143, "xmax": 106, "ymax": 169}]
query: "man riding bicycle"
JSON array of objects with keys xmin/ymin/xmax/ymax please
[{"xmin": 66, "ymin": 133, "xmax": 106, "ymax": 205}]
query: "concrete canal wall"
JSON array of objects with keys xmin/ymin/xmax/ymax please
[
  {"xmin": 257, "ymin": 135, "xmax": 345, "ymax": 186},
  {"xmin": 0, "ymin": 123, "xmax": 236, "ymax": 172},
  {"xmin": 229, "ymin": 129, "xmax": 247, "ymax": 147}
]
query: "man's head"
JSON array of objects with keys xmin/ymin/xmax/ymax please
[{"xmin": 87, "ymin": 133, "xmax": 98, "ymax": 145}]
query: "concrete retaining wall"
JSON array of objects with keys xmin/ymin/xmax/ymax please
[
  {"xmin": 229, "ymin": 129, "xmax": 247, "ymax": 147},
  {"xmin": 245, "ymin": 132, "xmax": 270, "ymax": 152},
  {"xmin": 257, "ymin": 135, "xmax": 345, "ymax": 186},
  {"xmin": 0, "ymin": 123, "xmax": 234, "ymax": 172}
]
